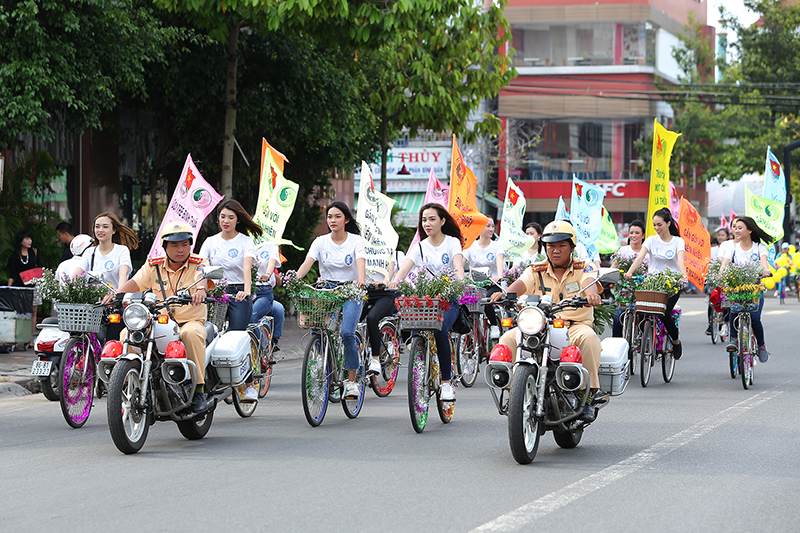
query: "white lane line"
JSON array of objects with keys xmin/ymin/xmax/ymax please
[
  {"xmin": 471, "ymin": 389, "xmax": 783, "ymax": 533},
  {"xmin": 763, "ymin": 310, "xmax": 790, "ymax": 315},
  {"xmin": 680, "ymin": 311, "xmax": 705, "ymax": 316}
]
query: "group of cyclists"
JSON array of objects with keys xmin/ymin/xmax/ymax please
[{"xmin": 48, "ymin": 195, "xmax": 777, "ymax": 415}]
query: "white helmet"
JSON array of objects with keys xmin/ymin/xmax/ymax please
[{"xmin": 70, "ymin": 234, "xmax": 95, "ymax": 256}]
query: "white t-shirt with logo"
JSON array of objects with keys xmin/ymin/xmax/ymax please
[
  {"xmin": 199, "ymin": 233, "xmax": 257, "ymax": 284},
  {"xmin": 642, "ymin": 235, "xmax": 686, "ymax": 274},
  {"xmin": 255, "ymin": 244, "xmax": 281, "ymax": 287},
  {"xmin": 721, "ymin": 241, "xmax": 768, "ymax": 266},
  {"xmin": 308, "ymin": 233, "xmax": 367, "ymax": 282},
  {"xmin": 463, "ymin": 240, "xmax": 503, "ymax": 277},
  {"xmin": 56, "ymin": 258, "xmax": 84, "ymax": 282},
  {"xmin": 405, "ymin": 235, "xmax": 463, "ymax": 276},
  {"xmin": 78, "ymin": 244, "xmax": 132, "ymax": 289}
]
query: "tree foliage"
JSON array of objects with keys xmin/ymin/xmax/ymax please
[{"xmin": 0, "ymin": 0, "xmax": 174, "ymax": 148}]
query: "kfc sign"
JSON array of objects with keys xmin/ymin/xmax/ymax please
[{"xmin": 594, "ymin": 182, "xmax": 627, "ymax": 198}]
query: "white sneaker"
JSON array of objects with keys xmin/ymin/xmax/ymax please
[
  {"xmin": 242, "ymin": 386, "xmax": 258, "ymax": 402},
  {"xmin": 490, "ymin": 325, "xmax": 501, "ymax": 340},
  {"xmin": 344, "ymin": 381, "xmax": 360, "ymax": 400},
  {"xmin": 367, "ymin": 358, "xmax": 381, "ymax": 375},
  {"xmin": 440, "ymin": 382, "xmax": 455, "ymax": 401}
]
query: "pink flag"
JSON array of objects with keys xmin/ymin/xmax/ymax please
[
  {"xmin": 149, "ymin": 154, "xmax": 224, "ymax": 258},
  {"xmin": 669, "ymin": 182, "xmax": 680, "ymax": 222},
  {"xmin": 409, "ymin": 169, "xmax": 450, "ymax": 248},
  {"xmin": 730, "ymin": 209, "xmax": 736, "ymax": 221},
  {"xmin": 721, "ymin": 213, "xmax": 728, "ymax": 229}
]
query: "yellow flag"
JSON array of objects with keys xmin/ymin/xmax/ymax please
[{"xmin": 645, "ymin": 120, "xmax": 681, "ymax": 237}]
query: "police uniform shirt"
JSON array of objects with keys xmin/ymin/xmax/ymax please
[
  {"xmin": 516, "ymin": 259, "xmax": 593, "ymax": 324},
  {"xmin": 130, "ymin": 254, "xmax": 209, "ymax": 323}
]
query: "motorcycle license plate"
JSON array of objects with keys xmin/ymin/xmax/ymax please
[{"xmin": 31, "ymin": 360, "xmax": 52, "ymax": 376}]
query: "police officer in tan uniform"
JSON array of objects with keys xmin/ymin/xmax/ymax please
[
  {"xmin": 117, "ymin": 222, "xmax": 210, "ymax": 412},
  {"xmin": 491, "ymin": 220, "xmax": 602, "ymax": 422}
]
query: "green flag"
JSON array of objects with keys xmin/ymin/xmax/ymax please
[
  {"xmin": 252, "ymin": 145, "xmax": 302, "ymax": 250},
  {"xmin": 744, "ymin": 186, "xmax": 783, "ymax": 242},
  {"xmin": 499, "ymin": 177, "xmax": 537, "ymax": 260},
  {"xmin": 596, "ymin": 206, "xmax": 619, "ymax": 254}
]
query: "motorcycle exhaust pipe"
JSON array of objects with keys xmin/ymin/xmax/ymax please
[
  {"xmin": 555, "ymin": 362, "xmax": 585, "ymax": 392},
  {"xmin": 484, "ymin": 361, "xmax": 513, "ymax": 390},
  {"xmin": 161, "ymin": 359, "xmax": 195, "ymax": 386}
]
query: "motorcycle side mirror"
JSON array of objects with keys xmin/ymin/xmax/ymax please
[
  {"xmin": 470, "ymin": 267, "xmax": 492, "ymax": 283},
  {"xmin": 85, "ymin": 271, "xmax": 105, "ymax": 284},
  {"xmin": 201, "ymin": 265, "xmax": 224, "ymax": 281},
  {"xmin": 577, "ymin": 268, "xmax": 621, "ymax": 295}
]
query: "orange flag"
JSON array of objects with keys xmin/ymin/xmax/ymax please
[
  {"xmin": 260, "ymin": 137, "xmax": 289, "ymax": 180},
  {"xmin": 448, "ymin": 134, "xmax": 488, "ymax": 249},
  {"xmin": 678, "ymin": 197, "xmax": 710, "ymax": 292}
]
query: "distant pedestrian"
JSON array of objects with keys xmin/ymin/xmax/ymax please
[
  {"xmin": 7, "ymin": 230, "xmax": 43, "ymax": 347},
  {"xmin": 56, "ymin": 222, "xmax": 75, "ymax": 262}
]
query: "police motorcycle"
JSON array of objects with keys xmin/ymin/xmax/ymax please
[
  {"xmin": 482, "ymin": 268, "xmax": 630, "ymax": 464},
  {"xmin": 97, "ymin": 265, "xmax": 257, "ymax": 454}
]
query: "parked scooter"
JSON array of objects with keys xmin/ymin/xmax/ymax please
[
  {"xmin": 31, "ymin": 319, "xmax": 68, "ymax": 401},
  {"xmin": 97, "ymin": 265, "xmax": 259, "ymax": 454},
  {"xmin": 483, "ymin": 268, "xmax": 630, "ymax": 464}
]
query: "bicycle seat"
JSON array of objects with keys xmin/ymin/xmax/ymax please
[{"xmin": 41, "ymin": 317, "xmax": 59, "ymax": 325}]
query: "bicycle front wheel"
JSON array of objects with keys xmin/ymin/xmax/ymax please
[
  {"xmin": 342, "ymin": 331, "xmax": 366, "ymax": 419},
  {"xmin": 458, "ymin": 319, "xmax": 480, "ymax": 388},
  {"xmin": 407, "ymin": 336, "xmax": 430, "ymax": 433},
  {"xmin": 622, "ymin": 310, "xmax": 636, "ymax": 376},
  {"xmin": 302, "ymin": 334, "xmax": 331, "ymax": 427},
  {"xmin": 711, "ymin": 312, "xmax": 720, "ymax": 344},
  {"xmin": 370, "ymin": 322, "xmax": 400, "ymax": 397},
  {"xmin": 662, "ymin": 338, "xmax": 675, "ymax": 383},
  {"xmin": 740, "ymin": 319, "xmax": 754, "ymax": 390},
  {"xmin": 253, "ymin": 327, "xmax": 273, "ymax": 398},
  {"xmin": 59, "ymin": 337, "xmax": 94, "ymax": 429},
  {"xmin": 639, "ymin": 320, "xmax": 654, "ymax": 388}
]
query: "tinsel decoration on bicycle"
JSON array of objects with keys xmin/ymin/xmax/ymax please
[{"xmin": 719, "ymin": 262, "xmax": 764, "ymax": 304}]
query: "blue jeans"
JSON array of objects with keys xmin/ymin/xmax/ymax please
[
  {"xmin": 729, "ymin": 296, "xmax": 765, "ymax": 347},
  {"xmin": 431, "ymin": 299, "xmax": 459, "ymax": 381},
  {"xmin": 340, "ymin": 298, "xmax": 363, "ymax": 371},
  {"xmin": 225, "ymin": 284, "xmax": 253, "ymax": 332},
  {"xmin": 251, "ymin": 286, "xmax": 284, "ymax": 339}
]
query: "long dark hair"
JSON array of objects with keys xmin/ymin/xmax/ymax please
[
  {"xmin": 733, "ymin": 216, "xmax": 773, "ymax": 244},
  {"xmin": 653, "ymin": 208, "xmax": 680, "ymax": 237},
  {"xmin": 14, "ymin": 230, "xmax": 32, "ymax": 252},
  {"xmin": 326, "ymin": 201, "xmax": 360, "ymax": 235},
  {"xmin": 217, "ymin": 199, "xmax": 263, "ymax": 238},
  {"xmin": 627, "ymin": 219, "xmax": 645, "ymax": 245},
  {"xmin": 417, "ymin": 203, "xmax": 462, "ymax": 242},
  {"xmin": 93, "ymin": 212, "xmax": 140, "ymax": 250}
]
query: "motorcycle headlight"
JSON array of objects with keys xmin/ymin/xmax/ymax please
[
  {"xmin": 517, "ymin": 307, "xmax": 546, "ymax": 336},
  {"xmin": 123, "ymin": 303, "xmax": 151, "ymax": 331}
]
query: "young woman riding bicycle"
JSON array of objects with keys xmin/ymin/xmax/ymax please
[
  {"xmin": 720, "ymin": 216, "xmax": 772, "ymax": 363},
  {"xmin": 391, "ymin": 203, "xmax": 465, "ymax": 402},
  {"xmin": 462, "ymin": 216, "xmax": 504, "ymax": 339},
  {"xmin": 295, "ymin": 202, "xmax": 366, "ymax": 400},
  {"xmin": 625, "ymin": 208, "xmax": 688, "ymax": 360}
]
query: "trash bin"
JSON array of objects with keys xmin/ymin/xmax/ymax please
[{"xmin": 0, "ymin": 287, "xmax": 33, "ymax": 348}]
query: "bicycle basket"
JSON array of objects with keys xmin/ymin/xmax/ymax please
[
  {"xmin": 294, "ymin": 293, "xmax": 344, "ymax": 330},
  {"xmin": 397, "ymin": 298, "xmax": 445, "ymax": 331},
  {"xmin": 207, "ymin": 301, "xmax": 229, "ymax": 330},
  {"xmin": 464, "ymin": 287, "xmax": 487, "ymax": 313},
  {"xmin": 56, "ymin": 303, "xmax": 104, "ymax": 333},
  {"xmin": 634, "ymin": 290, "xmax": 669, "ymax": 316}
]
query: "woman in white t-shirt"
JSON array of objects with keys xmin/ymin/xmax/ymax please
[
  {"xmin": 391, "ymin": 203, "xmax": 465, "ymax": 402},
  {"xmin": 251, "ymin": 245, "xmax": 284, "ymax": 350},
  {"xmin": 720, "ymin": 216, "xmax": 772, "ymax": 362},
  {"xmin": 296, "ymin": 201, "xmax": 367, "ymax": 400},
  {"xmin": 625, "ymin": 208, "xmax": 688, "ymax": 359},
  {"xmin": 199, "ymin": 199, "xmax": 262, "ymax": 400},
  {"xmin": 463, "ymin": 217, "xmax": 504, "ymax": 338}
]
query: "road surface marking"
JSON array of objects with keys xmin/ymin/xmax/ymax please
[
  {"xmin": 471, "ymin": 389, "xmax": 783, "ymax": 533},
  {"xmin": 763, "ymin": 310, "xmax": 790, "ymax": 315},
  {"xmin": 680, "ymin": 311, "xmax": 704, "ymax": 316}
]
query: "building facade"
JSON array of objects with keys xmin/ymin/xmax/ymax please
[{"xmin": 498, "ymin": 0, "xmax": 711, "ymax": 230}]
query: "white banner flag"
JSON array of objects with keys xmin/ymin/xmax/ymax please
[
  {"xmin": 356, "ymin": 161, "xmax": 399, "ymax": 277},
  {"xmin": 499, "ymin": 178, "xmax": 537, "ymax": 260}
]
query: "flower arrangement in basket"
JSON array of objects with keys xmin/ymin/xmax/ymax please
[
  {"xmin": 283, "ymin": 270, "xmax": 366, "ymax": 329},
  {"xmin": 34, "ymin": 269, "xmax": 109, "ymax": 305},
  {"xmin": 205, "ymin": 277, "xmax": 230, "ymax": 326},
  {"xmin": 720, "ymin": 261, "xmax": 763, "ymax": 304},
  {"xmin": 395, "ymin": 267, "xmax": 468, "ymax": 311},
  {"xmin": 611, "ymin": 251, "xmax": 648, "ymax": 303},
  {"xmin": 635, "ymin": 268, "xmax": 683, "ymax": 315}
]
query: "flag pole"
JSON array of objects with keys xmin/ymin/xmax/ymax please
[{"xmin": 783, "ymin": 140, "xmax": 800, "ymax": 243}]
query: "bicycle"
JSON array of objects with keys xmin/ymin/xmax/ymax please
[
  {"xmin": 295, "ymin": 285, "xmax": 367, "ymax": 427},
  {"xmin": 727, "ymin": 301, "xmax": 758, "ymax": 389},
  {"xmin": 457, "ymin": 294, "xmax": 489, "ymax": 388},
  {"xmin": 56, "ymin": 302, "xmax": 113, "ymax": 428},
  {"xmin": 618, "ymin": 301, "xmax": 639, "ymax": 377},
  {"xmin": 397, "ymin": 297, "xmax": 457, "ymax": 433},
  {"xmin": 365, "ymin": 315, "xmax": 401, "ymax": 397},
  {"xmin": 634, "ymin": 291, "xmax": 679, "ymax": 388},
  {"xmin": 710, "ymin": 308, "xmax": 728, "ymax": 345}
]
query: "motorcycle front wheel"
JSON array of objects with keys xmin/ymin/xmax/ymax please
[
  {"xmin": 59, "ymin": 338, "xmax": 94, "ymax": 428},
  {"xmin": 508, "ymin": 364, "xmax": 542, "ymax": 465},
  {"xmin": 107, "ymin": 359, "xmax": 149, "ymax": 454}
]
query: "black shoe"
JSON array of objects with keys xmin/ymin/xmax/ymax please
[
  {"xmin": 673, "ymin": 342, "xmax": 682, "ymax": 360},
  {"xmin": 191, "ymin": 391, "xmax": 207, "ymax": 412},
  {"xmin": 272, "ymin": 342, "xmax": 281, "ymax": 353},
  {"xmin": 578, "ymin": 403, "xmax": 596, "ymax": 422},
  {"xmin": 705, "ymin": 326, "xmax": 712, "ymax": 335}
]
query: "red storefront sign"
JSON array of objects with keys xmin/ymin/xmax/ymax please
[{"xmin": 504, "ymin": 180, "xmax": 650, "ymax": 200}]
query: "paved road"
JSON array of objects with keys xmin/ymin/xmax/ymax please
[{"xmin": 1, "ymin": 296, "xmax": 798, "ymax": 532}]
